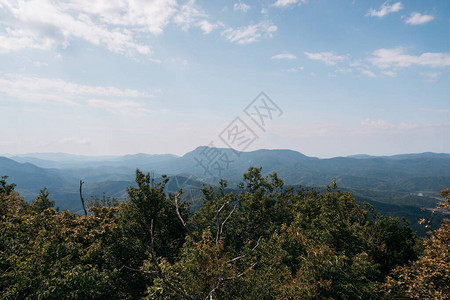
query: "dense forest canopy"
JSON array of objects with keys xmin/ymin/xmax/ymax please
[{"xmin": 0, "ymin": 169, "xmax": 449, "ymax": 299}]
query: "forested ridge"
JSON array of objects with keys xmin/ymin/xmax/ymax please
[
  {"xmin": 4, "ymin": 150, "xmax": 449, "ymax": 215},
  {"xmin": 1, "ymin": 168, "xmax": 449, "ymax": 299}
]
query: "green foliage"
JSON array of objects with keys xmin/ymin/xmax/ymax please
[
  {"xmin": 380, "ymin": 189, "xmax": 450, "ymax": 299},
  {"xmin": 0, "ymin": 168, "xmax": 446, "ymax": 299},
  {"xmin": 31, "ymin": 187, "xmax": 56, "ymax": 212},
  {"xmin": 0, "ymin": 194, "xmax": 122, "ymax": 299},
  {"xmin": 0, "ymin": 176, "xmax": 16, "ymax": 196},
  {"xmin": 120, "ymin": 169, "xmax": 188, "ymax": 262}
]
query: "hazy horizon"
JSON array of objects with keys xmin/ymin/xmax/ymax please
[{"xmin": 2, "ymin": 146, "xmax": 450, "ymax": 160}]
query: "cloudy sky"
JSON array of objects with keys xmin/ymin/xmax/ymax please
[{"xmin": 0, "ymin": 0, "xmax": 448, "ymax": 157}]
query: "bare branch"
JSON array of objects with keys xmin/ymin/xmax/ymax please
[
  {"xmin": 217, "ymin": 201, "xmax": 229, "ymax": 215},
  {"xmin": 216, "ymin": 201, "xmax": 230, "ymax": 244},
  {"xmin": 205, "ymin": 283, "xmax": 220, "ymax": 300},
  {"xmin": 79, "ymin": 180, "xmax": 87, "ymax": 216},
  {"xmin": 223, "ymin": 263, "xmax": 257, "ymax": 281},
  {"xmin": 226, "ymin": 254, "xmax": 245, "ymax": 264},
  {"xmin": 221, "ymin": 204, "xmax": 236, "ymax": 231},
  {"xmin": 215, "ymin": 201, "xmax": 230, "ymax": 243},
  {"xmin": 148, "ymin": 219, "xmax": 197, "ymax": 300},
  {"xmin": 251, "ymin": 236, "xmax": 262, "ymax": 251},
  {"xmin": 174, "ymin": 190, "xmax": 187, "ymax": 226},
  {"xmin": 205, "ymin": 261, "xmax": 257, "ymax": 300},
  {"xmin": 227, "ymin": 236, "xmax": 262, "ymax": 264},
  {"xmin": 217, "ymin": 204, "xmax": 237, "ymax": 244},
  {"xmin": 174, "ymin": 190, "xmax": 194, "ymax": 240}
]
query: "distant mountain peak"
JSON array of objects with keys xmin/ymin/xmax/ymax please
[{"xmin": 184, "ymin": 146, "xmax": 309, "ymax": 158}]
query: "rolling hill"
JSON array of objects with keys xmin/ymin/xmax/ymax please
[{"xmin": 1, "ymin": 148, "xmax": 449, "ymax": 228}]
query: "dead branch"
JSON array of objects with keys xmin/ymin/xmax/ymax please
[
  {"xmin": 79, "ymin": 180, "xmax": 87, "ymax": 216},
  {"xmin": 223, "ymin": 263, "xmax": 257, "ymax": 281},
  {"xmin": 215, "ymin": 201, "xmax": 230, "ymax": 243},
  {"xmin": 205, "ymin": 262, "xmax": 257, "ymax": 300},
  {"xmin": 226, "ymin": 236, "xmax": 262, "ymax": 264},
  {"xmin": 217, "ymin": 204, "xmax": 237, "ymax": 244},
  {"xmin": 148, "ymin": 219, "xmax": 197, "ymax": 300},
  {"xmin": 174, "ymin": 190, "xmax": 194, "ymax": 240},
  {"xmin": 217, "ymin": 201, "xmax": 229, "ymax": 215}
]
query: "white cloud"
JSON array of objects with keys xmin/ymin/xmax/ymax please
[
  {"xmin": 369, "ymin": 48, "xmax": 450, "ymax": 69},
  {"xmin": 360, "ymin": 69, "xmax": 376, "ymax": 77},
  {"xmin": 0, "ymin": 0, "xmax": 222, "ymax": 55},
  {"xmin": 0, "ymin": 74, "xmax": 151, "ymax": 105},
  {"xmin": 234, "ymin": 2, "xmax": 250, "ymax": 12},
  {"xmin": 366, "ymin": 1, "xmax": 403, "ymax": 18},
  {"xmin": 361, "ymin": 118, "xmax": 418, "ymax": 130},
  {"xmin": 421, "ymin": 72, "xmax": 439, "ymax": 82},
  {"xmin": 272, "ymin": 0, "xmax": 306, "ymax": 8},
  {"xmin": 282, "ymin": 66, "xmax": 303, "ymax": 72},
  {"xmin": 61, "ymin": 0, "xmax": 178, "ymax": 34},
  {"xmin": 173, "ymin": 0, "xmax": 218, "ymax": 34},
  {"xmin": 304, "ymin": 51, "xmax": 345, "ymax": 65},
  {"xmin": 0, "ymin": 33, "xmax": 44, "ymax": 54},
  {"xmin": 58, "ymin": 137, "xmax": 91, "ymax": 145},
  {"xmin": 174, "ymin": 0, "xmax": 205, "ymax": 30},
  {"xmin": 222, "ymin": 21, "xmax": 277, "ymax": 44},
  {"xmin": 349, "ymin": 60, "xmax": 362, "ymax": 67},
  {"xmin": 87, "ymin": 98, "xmax": 152, "ymax": 116},
  {"xmin": 405, "ymin": 12, "xmax": 434, "ymax": 25},
  {"xmin": 420, "ymin": 108, "xmax": 450, "ymax": 113},
  {"xmin": 170, "ymin": 57, "xmax": 189, "ymax": 68},
  {"xmin": 0, "ymin": 0, "xmax": 163, "ymax": 56},
  {"xmin": 336, "ymin": 67, "xmax": 353, "ymax": 74},
  {"xmin": 197, "ymin": 20, "xmax": 218, "ymax": 34},
  {"xmin": 272, "ymin": 53, "xmax": 296, "ymax": 60},
  {"xmin": 382, "ymin": 70, "xmax": 397, "ymax": 77},
  {"xmin": 33, "ymin": 61, "xmax": 48, "ymax": 67}
]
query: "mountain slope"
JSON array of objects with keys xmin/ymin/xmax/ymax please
[{"xmin": 2, "ymin": 148, "xmax": 449, "ymax": 215}]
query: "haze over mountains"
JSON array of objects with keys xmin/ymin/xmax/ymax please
[
  {"xmin": 1, "ymin": 147, "xmax": 449, "ymax": 218},
  {"xmin": 2, "ymin": 147, "xmax": 450, "ymax": 235}
]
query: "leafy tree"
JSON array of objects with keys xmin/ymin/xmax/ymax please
[
  {"xmin": 0, "ymin": 193, "xmax": 122, "ymax": 298},
  {"xmin": 0, "ymin": 168, "xmax": 434, "ymax": 299},
  {"xmin": 120, "ymin": 169, "xmax": 189, "ymax": 261},
  {"xmin": 31, "ymin": 187, "xmax": 56, "ymax": 212},
  {"xmin": 0, "ymin": 176, "xmax": 16, "ymax": 196},
  {"xmin": 141, "ymin": 168, "xmax": 420, "ymax": 299},
  {"xmin": 381, "ymin": 189, "xmax": 450, "ymax": 299}
]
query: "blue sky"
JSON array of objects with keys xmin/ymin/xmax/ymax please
[{"xmin": 0, "ymin": 0, "xmax": 448, "ymax": 157}]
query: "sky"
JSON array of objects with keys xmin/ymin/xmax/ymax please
[{"xmin": 0, "ymin": 0, "xmax": 449, "ymax": 158}]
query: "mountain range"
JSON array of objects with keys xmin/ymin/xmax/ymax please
[{"xmin": 1, "ymin": 147, "xmax": 449, "ymax": 234}]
